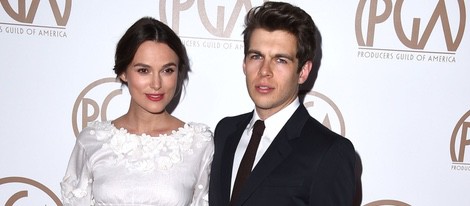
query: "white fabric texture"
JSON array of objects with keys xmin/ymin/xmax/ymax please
[{"xmin": 61, "ymin": 121, "xmax": 213, "ymax": 206}]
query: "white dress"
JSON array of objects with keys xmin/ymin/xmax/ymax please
[{"xmin": 60, "ymin": 121, "xmax": 214, "ymax": 206}]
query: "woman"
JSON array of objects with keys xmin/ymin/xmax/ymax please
[{"xmin": 61, "ymin": 17, "xmax": 213, "ymax": 206}]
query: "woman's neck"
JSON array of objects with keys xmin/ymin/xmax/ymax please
[{"xmin": 112, "ymin": 110, "xmax": 184, "ymax": 137}]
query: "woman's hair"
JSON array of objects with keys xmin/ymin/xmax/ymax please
[
  {"xmin": 242, "ymin": 2, "xmax": 317, "ymax": 72},
  {"xmin": 113, "ymin": 16, "xmax": 190, "ymax": 97}
]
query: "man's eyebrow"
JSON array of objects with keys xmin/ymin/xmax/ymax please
[
  {"xmin": 247, "ymin": 49, "xmax": 262, "ymax": 55},
  {"xmin": 273, "ymin": 53, "xmax": 295, "ymax": 61},
  {"xmin": 246, "ymin": 49, "xmax": 295, "ymax": 61}
]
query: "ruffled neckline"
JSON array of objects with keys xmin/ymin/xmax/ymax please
[{"xmin": 88, "ymin": 121, "xmax": 212, "ymax": 172}]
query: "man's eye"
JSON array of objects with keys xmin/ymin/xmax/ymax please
[
  {"xmin": 276, "ymin": 58, "xmax": 288, "ymax": 64},
  {"xmin": 250, "ymin": 54, "xmax": 262, "ymax": 60}
]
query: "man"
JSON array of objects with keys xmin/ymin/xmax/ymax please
[{"xmin": 209, "ymin": 1, "xmax": 356, "ymax": 206}]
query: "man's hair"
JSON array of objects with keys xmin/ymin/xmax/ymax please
[{"xmin": 242, "ymin": 1, "xmax": 317, "ymax": 72}]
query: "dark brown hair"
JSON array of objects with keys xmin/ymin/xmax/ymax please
[
  {"xmin": 243, "ymin": 1, "xmax": 317, "ymax": 72},
  {"xmin": 113, "ymin": 17, "xmax": 190, "ymax": 97}
]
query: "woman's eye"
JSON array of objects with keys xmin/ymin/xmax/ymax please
[
  {"xmin": 137, "ymin": 68, "xmax": 149, "ymax": 73},
  {"xmin": 162, "ymin": 68, "xmax": 175, "ymax": 74}
]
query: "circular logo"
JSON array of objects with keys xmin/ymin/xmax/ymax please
[
  {"xmin": 450, "ymin": 110, "xmax": 470, "ymax": 163},
  {"xmin": 364, "ymin": 200, "xmax": 411, "ymax": 206},
  {"xmin": 303, "ymin": 91, "xmax": 346, "ymax": 136},
  {"xmin": 0, "ymin": 176, "xmax": 62, "ymax": 206},
  {"xmin": 72, "ymin": 77, "xmax": 129, "ymax": 137}
]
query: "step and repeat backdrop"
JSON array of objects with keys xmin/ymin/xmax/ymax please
[{"xmin": 1, "ymin": 0, "xmax": 469, "ymax": 205}]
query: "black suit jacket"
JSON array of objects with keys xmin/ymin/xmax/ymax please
[{"xmin": 209, "ymin": 105, "xmax": 356, "ymax": 206}]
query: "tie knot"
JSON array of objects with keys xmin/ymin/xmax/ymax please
[{"xmin": 253, "ymin": 120, "xmax": 265, "ymax": 136}]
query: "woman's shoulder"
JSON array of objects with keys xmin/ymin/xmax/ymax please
[
  {"xmin": 185, "ymin": 122, "xmax": 211, "ymax": 132},
  {"xmin": 185, "ymin": 122, "xmax": 212, "ymax": 134},
  {"xmin": 177, "ymin": 122, "xmax": 213, "ymax": 143},
  {"xmin": 176, "ymin": 122, "xmax": 213, "ymax": 157},
  {"xmin": 77, "ymin": 121, "xmax": 115, "ymax": 143}
]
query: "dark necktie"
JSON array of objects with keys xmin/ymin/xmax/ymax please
[{"xmin": 230, "ymin": 120, "xmax": 265, "ymax": 205}]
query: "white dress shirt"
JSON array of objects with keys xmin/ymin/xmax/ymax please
[{"xmin": 230, "ymin": 98, "xmax": 300, "ymax": 194}]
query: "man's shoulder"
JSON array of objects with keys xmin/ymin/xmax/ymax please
[
  {"xmin": 301, "ymin": 115, "xmax": 355, "ymax": 150},
  {"xmin": 214, "ymin": 112, "xmax": 252, "ymax": 139}
]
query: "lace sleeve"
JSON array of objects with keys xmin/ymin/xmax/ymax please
[
  {"xmin": 60, "ymin": 139, "xmax": 93, "ymax": 206},
  {"xmin": 190, "ymin": 138, "xmax": 214, "ymax": 206}
]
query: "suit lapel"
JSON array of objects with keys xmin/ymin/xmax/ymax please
[
  {"xmin": 235, "ymin": 129, "xmax": 292, "ymax": 206},
  {"xmin": 220, "ymin": 113, "xmax": 253, "ymax": 204},
  {"xmin": 235, "ymin": 105, "xmax": 310, "ymax": 206}
]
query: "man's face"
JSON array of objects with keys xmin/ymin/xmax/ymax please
[{"xmin": 243, "ymin": 28, "xmax": 311, "ymax": 119}]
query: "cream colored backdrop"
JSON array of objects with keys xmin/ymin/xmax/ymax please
[{"xmin": 1, "ymin": 0, "xmax": 469, "ymax": 205}]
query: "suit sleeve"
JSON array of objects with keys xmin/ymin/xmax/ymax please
[{"xmin": 309, "ymin": 138, "xmax": 356, "ymax": 206}]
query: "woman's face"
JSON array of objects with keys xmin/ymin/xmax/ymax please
[{"xmin": 120, "ymin": 41, "xmax": 179, "ymax": 114}]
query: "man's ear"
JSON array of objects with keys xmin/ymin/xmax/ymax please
[
  {"xmin": 242, "ymin": 59, "xmax": 247, "ymax": 75},
  {"xmin": 298, "ymin": 60, "xmax": 313, "ymax": 84}
]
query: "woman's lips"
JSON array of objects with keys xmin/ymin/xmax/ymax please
[{"xmin": 146, "ymin": 93, "xmax": 164, "ymax": 101}]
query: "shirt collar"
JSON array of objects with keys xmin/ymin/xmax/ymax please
[{"xmin": 249, "ymin": 98, "xmax": 300, "ymax": 140}]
